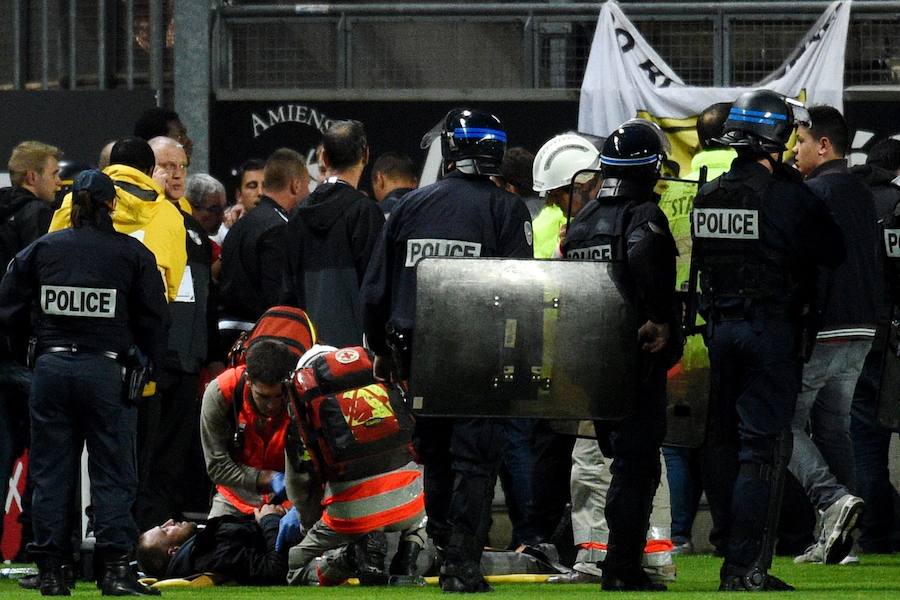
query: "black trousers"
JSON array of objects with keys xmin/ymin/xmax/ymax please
[
  {"xmin": 414, "ymin": 416, "xmax": 508, "ymax": 563},
  {"xmin": 134, "ymin": 368, "xmax": 205, "ymax": 531},
  {"xmin": 29, "ymin": 353, "xmax": 138, "ymax": 556}
]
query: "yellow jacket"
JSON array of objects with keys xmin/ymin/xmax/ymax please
[{"xmin": 50, "ymin": 164, "xmax": 187, "ymax": 303}]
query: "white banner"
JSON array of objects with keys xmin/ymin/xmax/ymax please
[{"xmin": 578, "ymin": 0, "xmax": 852, "ymax": 171}]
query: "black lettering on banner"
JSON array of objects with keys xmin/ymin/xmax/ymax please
[
  {"xmin": 57, "ymin": 291, "xmax": 69, "ymax": 310},
  {"xmin": 99, "ymin": 292, "xmax": 111, "ymax": 313},
  {"xmin": 44, "ymin": 288, "xmax": 56, "ymax": 307},
  {"xmin": 638, "ymin": 60, "xmax": 673, "ymax": 88}
]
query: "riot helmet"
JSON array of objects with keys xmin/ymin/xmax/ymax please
[
  {"xmin": 717, "ymin": 89, "xmax": 809, "ymax": 153},
  {"xmin": 532, "ymin": 133, "xmax": 600, "ymax": 197},
  {"xmin": 696, "ymin": 102, "xmax": 733, "ymax": 150},
  {"xmin": 421, "ymin": 108, "xmax": 506, "ymax": 177},
  {"xmin": 600, "ymin": 121, "xmax": 666, "ymax": 181}
]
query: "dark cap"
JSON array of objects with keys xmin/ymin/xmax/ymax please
[{"xmin": 72, "ymin": 169, "xmax": 116, "ymax": 203}]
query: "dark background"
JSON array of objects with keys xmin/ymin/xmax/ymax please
[{"xmin": 1, "ymin": 93, "xmax": 897, "ymax": 194}]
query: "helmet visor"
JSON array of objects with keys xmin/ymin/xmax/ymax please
[
  {"xmin": 786, "ymin": 98, "xmax": 811, "ymax": 129},
  {"xmin": 569, "ymin": 168, "xmax": 603, "ymax": 206}
]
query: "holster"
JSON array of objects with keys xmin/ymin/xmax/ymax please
[
  {"xmin": 121, "ymin": 347, "xmax": 150, "ymax": 405},
  {"xmin": 385, "ymin": 325, "xmax": 412, "ymax": 382}
]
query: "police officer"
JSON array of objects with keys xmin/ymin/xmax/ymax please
[
  {"xmin": 361, "ymin": 108, "xmax": 533, "ymax": 592},
  {"xmin": 691, "ymin": 90, "xmax": 845, "ymax": 591},
  {"xmin": 560, "ymin": 120, "xmax": 677, "ymax": 591},
  {"xmin": 0, "ymin": 170, "xmax": 169, "ymax": 596}
]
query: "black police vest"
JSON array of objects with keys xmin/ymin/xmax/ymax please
[
  {"xmin": 691, "ymin": 177, "xmax": 792, "ymax": 303},
  {"xmin": 564, "ymin": 201, "xmax": 629, "ymax": 263},
  {"xmin": 883, "ymin": 202, "xmax": 900, "ymax": 303}
]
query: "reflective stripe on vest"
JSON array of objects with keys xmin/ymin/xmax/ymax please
[{"xmin": 321, "ymin": 467, "xmax": 424, "ymax": 534}]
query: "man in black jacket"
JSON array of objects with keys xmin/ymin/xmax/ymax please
[
  {"xmin": 789, "ymin": 105, "xmax": 877, "ymax": 565},
  {"xmin": 281, "ymin": 120, "xmax": 384, "ymax": 348},
  {"xmin": 136, "ymin": 505, "xmax": 288, "ymax": 585},
  {"xmin": 219, "ymin": 149, "xmax": 309, "ymax": 345},
  {"xmin": 0, "ymin": 140, "xmax": 61, "ymax": 554}
]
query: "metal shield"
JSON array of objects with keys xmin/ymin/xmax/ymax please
[
  {"xmin": 877, "ymin": 319, "xmax": 900, "ymax": 432},
  {"xmin": 409, "ymin": 257, "xmax": 639, "ymax": 419}
]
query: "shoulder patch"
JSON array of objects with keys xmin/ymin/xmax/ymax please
[{"xmin": 524, "ymin": 221, "xmax": 534, "ymax": 246}]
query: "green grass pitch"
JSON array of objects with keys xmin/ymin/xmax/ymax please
[{"xmin": 3, "ymin": 554, "xmax": 899, "ymax": 598}]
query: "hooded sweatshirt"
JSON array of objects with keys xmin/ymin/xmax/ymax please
[
  {"xmin": 0, "ymin": 186, "xmax": 53, "ymax": 268},
  {"xmin": 281, "ymin": 182, "xmax": 384, "ymax": 348},
  {"xmin": 50, "ymin": 164, "xmax": 187, "ymax": 303}
]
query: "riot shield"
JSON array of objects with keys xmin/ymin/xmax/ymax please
[
  {"xmin": 877, "ymin": 311, "xmax": 900, "ymax": 432},
  {"xmin": 409, "ymin": 258, "xmax": 639, "ymax": 419}
]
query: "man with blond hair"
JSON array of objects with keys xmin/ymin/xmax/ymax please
[{"xmin": 0, "ymin": 140, "xmax": 62, "ymax": 561}]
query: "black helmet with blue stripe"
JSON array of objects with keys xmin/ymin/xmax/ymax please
[
  {"xmin": 717, "ymin": 89, "xmax": 809, "ymax": 153},
  {"xmin": 600, "ymin": 120, "xmax": 665, "ymax": 180},
  {"xmin": 439, "ymin": 108, "xmax": 507, "ymax": 176}
]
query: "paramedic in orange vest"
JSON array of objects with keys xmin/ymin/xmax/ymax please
[
  {"xmin": 200, "ymin": 340, "xmax": 305, "ymax": 517},
  {"xmin": 284, "ymin": 344, "xmax": 426, "ymax": 587}
]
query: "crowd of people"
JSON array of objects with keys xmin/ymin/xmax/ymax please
[{"xmin": 0, "ymin": 96, "xmax": 898, "ymax": 595}]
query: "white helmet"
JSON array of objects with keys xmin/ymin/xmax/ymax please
[{"xmin": 532, "ymin": 133, "xmax": 601, "ymax": 197}]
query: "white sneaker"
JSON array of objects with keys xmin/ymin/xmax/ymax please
[
  {"xmin": 839, "ymin": 554, "xmax": 859, "ymax": 566},
  {"xmin": 794, "ymin": 542, "xmax": 824, "ymax": 564},
  {"xmin": 820, "ymin": 494, "xmax": 864, "ymax": 564}
]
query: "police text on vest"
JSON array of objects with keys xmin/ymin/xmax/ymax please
[
  {"xmin": 567, "ymin": 244, "xmax": 612, "ymax": 261},
  {"xmin": 41, "ymin": 285, "xmax": 117, "ymax": 318},
  {"xmin": 693, "ymin": 208, "xmax": 759, "ymax": 239},
  {"xmin": 405, "ymin": 239, "xmax": 482, "ymax": 267},
  {"xmin": 885, "ymin": 229, "xmax": 900, "ymax": 258}
]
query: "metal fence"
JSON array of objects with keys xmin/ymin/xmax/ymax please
[{"xmin": 2, "ymin": 2, "xmax": 899, "ymax": 96}]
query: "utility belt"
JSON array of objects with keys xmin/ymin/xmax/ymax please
[
  {"xmin": 39, "ymin": 344, "xmax": 121, "ymax": 362},
  {"xmin": 708, "ymin": 301, "xmax": 792, "ymax": 323},
  {"xmin": 30, "ymin": 340, "xmax": 149, "ymax": 404}
]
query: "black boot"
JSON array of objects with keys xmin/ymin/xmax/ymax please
[
  {"xmin": 439, "ymin": 560, "xmax": 492, "ymax": 593},
  {"xmin": 35, "ymin": 555, "xmax": 70, "ymax": 596},
  {"xmin": 99, "ymin": 553, "xmax": 160, "ymax": 596},
  {"xmin": 390, "ymin": 540, "xmax": 423, "ymax": 576},
  {"xmin": 354, "ymin": 533, "xmax": 390, "ymax": 586},
  {"xmin": 719, "ymin": 563, "xmax": 794, "ymax": 592},
  {"xmin": 601, "ymin": 567, "xmax": 667, "ymax": 592},
  {"xmin": 20, "ymin": 563, "xmax": 76, "ymax": 591}
]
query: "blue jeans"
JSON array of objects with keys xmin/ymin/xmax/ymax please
[
  {"xmin": 662, "ymin": 445, "xmax": 702, "ymax": 544},
  {"xmin": 789, "ymin": 339, "xmax": 871, "ymax": 510},
  {"xmin": 499, "ymin": 418, "xmax": 540, "ymax": 546}
]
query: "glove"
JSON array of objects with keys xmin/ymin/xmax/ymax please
[
  {"xmin": 275, "ymin": 507, "xmax": 303, "ymax": 552},
  {"xmin": 270, "ymin": 471, "xmax": 287, "ymax": 504}
]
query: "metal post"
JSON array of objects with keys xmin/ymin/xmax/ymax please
[
  {"xmin": 41, "ymin": 0, "xmax": 50, "ymax": 89},
  {"xmin": 126, "ymin": 0, "xmax": 135, "ymax": 89},
  {"xmin": 523, "ymin": 15, "xmax": 535, "ymax": 88},
  {"xmin": 337, "ymin": 14, "xmax": 348, "ymax": 88},
  {"xmin": 13, "ymin": 0, "xmax": 24, "ymax": 89},
  {"xmin": 98, "ymin": 0, "xmax": 107, "ymax": 89},
  {"xmin": 174, "ymin": 0, "xmax": 212, "ymax": 172},
  {"xmin": 69, "ymin": 0, "xmax": 77, "ymax": 89},
  {"xmin": 150, "ymin": 0, "xmax": 165, "ymax": 106}
]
